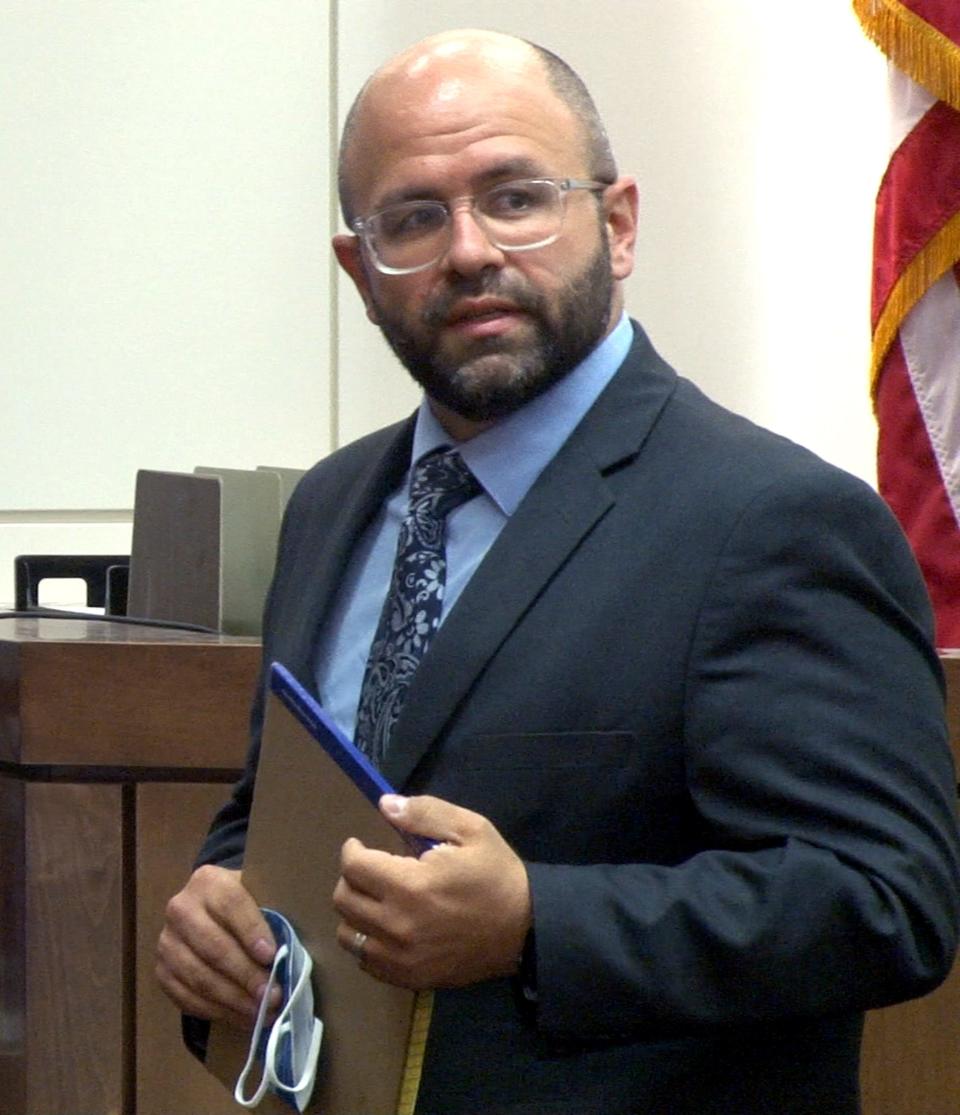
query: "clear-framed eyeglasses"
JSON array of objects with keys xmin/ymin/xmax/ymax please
[{"xmin": 351, "ymin": 177, "xmax": 610, "ymax": 275}]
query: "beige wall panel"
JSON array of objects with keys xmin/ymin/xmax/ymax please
[{"xmin": 2, "ymin": 3, "xmax": 333, "ymax": 510}]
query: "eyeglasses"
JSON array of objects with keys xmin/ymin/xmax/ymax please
[{"xmin": 351, "ymin": 177, "xmax": 609, "ymax": 275}]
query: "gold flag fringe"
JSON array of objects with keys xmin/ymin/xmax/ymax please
[
  {"xmin": 870, "ymin": 210, "xmax": 960, "ymax": 398},
  {"xmin": 853, "ymin": 0, "xmax": 960, "ymax": 112},
  {"xmin": 854, "ymin": 0, "xmax": 960, "ymax": 403}
]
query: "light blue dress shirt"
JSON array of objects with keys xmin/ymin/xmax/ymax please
[{"xmin": 314, "ymin": 313, "xmax": 633, "ymax": 740}]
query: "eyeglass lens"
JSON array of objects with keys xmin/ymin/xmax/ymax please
[{"xmin": 367, "ymin": 179, "xmax": 566, "ymax": 272}]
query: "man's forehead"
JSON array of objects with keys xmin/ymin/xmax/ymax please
[
  {"xmin": 387, "ymin": 29, "xmax": 535, "ymax": 82},
  {"xmin": 367, "ymin": 37, "xmax": 543, "ymax": 120},
  {"xmin": 339, "ymin": 30, "xmax": 587, "ymax": 216},
  {"xmin": 347, "ymin": 114, "xmax": 580, "ymax": 216},
  {"xmin": 349, "ymin": 49, "xmax": 574, "ymax": 166}
]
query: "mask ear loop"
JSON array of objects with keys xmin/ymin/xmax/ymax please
[
  {"xmin": 264, "ymin": 946, "xmax": 323, "ymax": 1112},
  {"xmin": 234, "ymin": 942, "xmax": 290, "ymax": 1108}
]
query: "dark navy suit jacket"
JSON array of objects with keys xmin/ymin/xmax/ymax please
[{"xmin": 196, "ymin": 322, "xmax": 960, "ymax": 1114}]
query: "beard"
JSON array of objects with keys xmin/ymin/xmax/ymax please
[{"xmin": 370, "ymin": 234, "xmax": 615, "ymax": 423}]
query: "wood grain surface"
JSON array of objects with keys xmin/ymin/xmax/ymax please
[
  {"xmin": 26, "ymin": 783, "xmax": 123, "ymax": 1114},
  {"xmin": 135, "ymin": 782, "xmax": 242, "ymax": 1115}
]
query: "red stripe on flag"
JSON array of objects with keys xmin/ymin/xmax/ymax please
[
  {"xmin": 876, "ymin": 338, "xmax": 960, "ymax": 646},
  {"xmin": 901, "ymin": 0, "xmax": 960, "ymax": 45},
  {"xmin": 872, "ymin": 99, "xmax": 960, "ymax": 325}
]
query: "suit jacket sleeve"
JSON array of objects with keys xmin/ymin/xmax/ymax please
[{"xmin": 526, "ymin": 462, "xmax": 960, "ymax": 1042}]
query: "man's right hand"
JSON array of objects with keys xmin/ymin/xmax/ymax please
[{"xmin": 156, "ymin": 864, "xmax": 279, "ymax": 1029}]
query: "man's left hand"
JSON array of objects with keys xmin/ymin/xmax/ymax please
[{"xmin": 333, "ymin": 794, "xmax": 532, "ymax": 989}]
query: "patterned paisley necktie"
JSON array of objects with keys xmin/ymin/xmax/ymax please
[{"xmin": 354, "ymin": 449, "xmax": 482, "ymax": 766}]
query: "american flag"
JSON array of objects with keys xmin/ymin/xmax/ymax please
[{"xmin": 854, "ymin": 0, "xmax": 960, "ymax": 646}]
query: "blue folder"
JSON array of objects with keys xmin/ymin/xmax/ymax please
[{"xmin": 268, "ymin": 661, "xmax": 434, "ymax": 856}]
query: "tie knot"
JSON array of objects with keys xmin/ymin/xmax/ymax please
[{"xmin": 409, "ymin": 450, "xmax": 482, "ymax": 520}]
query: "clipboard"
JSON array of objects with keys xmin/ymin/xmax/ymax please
[{"xmin": 205, "ymin": 662, "xmax": 432, "ymax": 1114}]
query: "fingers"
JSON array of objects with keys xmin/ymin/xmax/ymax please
[
  {"xmin": 339, "ymin": 837, "xmax": 415, "ymax": 900},
  {"xmin": 156, "ymin": 864, "xmax": 280, "ymax": 1025},
  {"xmin": 333, "ymin": 802, "xmax": 532, "ymax": 989},
  {"xmin": 380, "ymin": 793, "xmax": 485, "ymax": 845},
  {"xmin": 334, "ymin": 923, "xmax": 376, "ymax": 970},
  {"xmin": 155, "ymin": 955, "xmax": 260, "ymax": 1031}
]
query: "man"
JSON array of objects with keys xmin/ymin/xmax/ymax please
[{"xmin": 156, "ymin": 29, "xmax": 960, "ymax": 1115}]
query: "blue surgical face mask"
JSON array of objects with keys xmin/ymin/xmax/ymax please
[{"xmin": 234, "ymin": 908, "xmax": 323, "ymax": 1112}]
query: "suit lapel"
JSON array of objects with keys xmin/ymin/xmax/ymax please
[
  {"xmin": 382, "ymin": 440, "xmax": 611, "ymax": 788},
  {"xmin": 271, "ymin": 418, "xmax": 415, "ymax": 690},
  {"xmin": 382, "ymin": 324, "xmax": 678, "ymax": 789}
]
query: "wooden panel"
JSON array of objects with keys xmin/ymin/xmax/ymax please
[
  {"xmin": 860, "ymin": 654, "xmax": 960, "ymax": 1113},
  {"xmin": 25, "ymin": 782, "xmax": 124, "ymax": 1115},
  {"xmin": 0, "ymin": 776, "xmax": 26, "ymax": 1115},
  {"xmin": 862, "ymin": 974, "xmax": 960, "ymax": 1115},
  {"xmin": 0, "ymin": 618, "xmax": 259, "ymax": 767},
  {"xmin": 941, "ymin": 653, "xmax": 960, "ymax": 771},
  {"xmin": 135, "ymin": 782, "xmax": 240, "ymax": 1115}
]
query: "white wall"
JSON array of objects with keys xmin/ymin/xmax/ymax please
[
  {"xmin": 0, "ymin": 1, "xmax": 888, "ymax": 604},
  {"xmin": 1, "ymin": 1, "xmax": 334, "ymax": 601}
]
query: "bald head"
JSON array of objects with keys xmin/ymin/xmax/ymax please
[{"xmin": 337, "ymin": 30, "xmax": 617, "ymax": 225}]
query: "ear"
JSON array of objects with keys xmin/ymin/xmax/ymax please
[
  {"xmin": 602, "ymin": 176, "xmax": 639, "ymax": 282},
  {"xmin": 332, "ymin": 233, "xmax": 381, "ymax": 325}
]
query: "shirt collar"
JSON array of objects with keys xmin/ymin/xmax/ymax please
[{"xmin": 411, "ymin": 312, "xmax": 633, "ymax": 515}]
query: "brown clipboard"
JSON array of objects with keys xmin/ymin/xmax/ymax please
[{"xmin": 204, "ymin": 688, "xmax": 431, "ymax": 1114}]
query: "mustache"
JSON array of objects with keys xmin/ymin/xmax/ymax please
[{"xmin": 422, "ymin": 274, "xmax": 545, "ymax": 327}]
